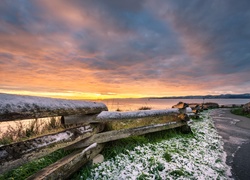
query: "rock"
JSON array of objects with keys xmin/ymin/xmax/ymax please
[
  {"xmin": 188, "ymin": 103, "xmax": 203, "ymax": 114},
  {"xmin": 192, "ymin": 109, "xmax": 199, "ymax": 114},
  {"xmin": 195, "ymin": 104, "xmax": 202, "ymax": 110},
  {"xmin": 220, "ymin": 104, "xmax": 243, "ymax": 108},
  {"xmin": 188, "ymin": 103, "xmax": 200, "ymax": 109},
  {"xmin": 178, "ymin": 113, "xmax": 189, "ymax": 121},
  {"xmin": 243, "ymin": 102, "xmax": 250, "ymax": 114},
  {"xmin": 185, "ymin": 107, "xmax": 192, "ymax": 113},
  {"xmin": 193, "ymin": 105, "xmax": 202, "ymax": 113},
  {"xmin": 203, "ymin": 102, "xmax": 219, "ymax": 109},
  {"xmin": 172, "ymin": 102, "xmax": 189, "ymax": 109},
  {"xmin": 92, "ymin": 154, "xmax": 104, "ymax": 164}
]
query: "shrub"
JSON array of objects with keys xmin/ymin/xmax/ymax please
[
  {"xmin": 138, "ymin": 106, "xmax": 152, "ymax": 110},
  {"xmin": 0, "ymin": 117, "xmax": 63, "ymax": 145},
  {"xmin": 231, "ymin": 108, "xmax": 250, "ymax": 118}
]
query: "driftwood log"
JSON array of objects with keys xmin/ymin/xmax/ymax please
[
  {"xmin": 0, "ymin": 93, "xmax": 107, "ymax": 121},
  {"xmin": 0, "ymin": 123, "xmax": 104, "ymax": 174},
  {"xmin": 0, "ymin": 93, "xmax": 191, "ymax": 179},
  {"xmin": 63, "ymin": 114, "xmax": 99, "ymax": 125},
  {"xmin": 68, "ymin": 121, "xmax": 187, "ymax": 150},
  {"xmin": 95, "ymin": 109, "xmax": 180, "ymax": 121},
  {"xmin": 28, "ymin": 121, "xmax": 188, "ymax": 179},
  {"xmin": 27, "ymin": 143, "xmax": 104, "ymax": 180}
]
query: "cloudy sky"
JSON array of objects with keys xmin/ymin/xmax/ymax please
[{"xmin": 0, "ymin": 0, "xmax": 250, "ymax": 99}]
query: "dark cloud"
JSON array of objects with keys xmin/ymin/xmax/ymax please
[
  {"xmin": 1, "ymin": 0, "xmax": 250, "ymax": 97},
  {"xmin": 0, "ymin": 52, "xmax": 13, "ymax": 63},
  {"xmin": 162, "ymin": 0, "xmax": 250, "ymax": 75},
  {"xmin": 0, "ymin": 0, "xmax": 46, "ymax": 34}
]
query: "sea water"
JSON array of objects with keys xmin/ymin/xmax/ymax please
[
  {"xmin": 1, "ymin": 98, "xmax": 249, "ymax": 138},
  {"xmin": 98, "ymin": 98, "xmax": 250, "ymax": 111}
]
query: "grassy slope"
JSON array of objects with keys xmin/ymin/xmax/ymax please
[
  {"xmin": 230, "ymin": 108, "xmax": 250, "ymax": 118},
  {"xmin": 1, "ymin": 110, "xmax": 231, "ymax": 179},
  {"xmin": 73, "ymin": 111, "xmax": 230, "ymax": 180},
  {"xmin": 0, "ymin": 149, "xmax": 73, "ymax": 180}
]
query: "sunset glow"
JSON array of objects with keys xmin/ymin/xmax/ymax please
[{"xmin": 1, "ymin": 1, "xmax": 250, "ymax": 99}]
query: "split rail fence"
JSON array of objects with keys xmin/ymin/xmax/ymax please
[{"xmin": 0, "ymin": 94, "xmax": 190, "ymax": 179}]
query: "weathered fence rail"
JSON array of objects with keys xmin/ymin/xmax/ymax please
[
  {"xmin": 0, "ymin": 94, "xmax": 190, "ymax": 179},
  {"xmin": 0, "ymin": 93, "xmax": 108, "ymax": 121},
  {"xmin": 27, "ymin": 143, "xmax": 105, "ymax": 180},
  {"xmin": 0, "ymin": 123, "xmax": 105, "ymax": 173}
]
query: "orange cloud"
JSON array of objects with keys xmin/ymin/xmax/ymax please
[{"xmin": 1, "ymin": 1, "xmax": 250, "ymax": 99}]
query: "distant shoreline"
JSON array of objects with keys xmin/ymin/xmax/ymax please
[
  {"xmin": 151, "ymin": 97, "xmax": 250, "ymax": 99},
  {"xmin": 149, "ymin": 93, "xmax": 250, "ymax": 100}
]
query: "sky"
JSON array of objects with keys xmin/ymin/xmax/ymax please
[{"xmin": 0, "ymin": 0, "xmax": 250, "ymax": 99}]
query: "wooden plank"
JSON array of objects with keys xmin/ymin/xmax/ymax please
[
  {"xmin": 0, "ymin": 123, "xmax": 104, "ymax": 174},
  {"xmin": 95, "ymin": 109, "xmax": 180, "ymax": 122},
  {"xmin": 0, "ymin": 93, "xmax": 108, "ymax": 121},
  {"xmin": 27, "ymin": 143, "xmax": 104, "ymax": 180},
  {"xmin": 63, "ymin": 114, "xmax": 99, "ymax": 125},
  {"xmin": 68, "ymin": 121, "xmax": 187, "ymax": 150}
]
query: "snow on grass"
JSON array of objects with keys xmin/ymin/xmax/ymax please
[
  {"xmin": 84, "ymin": 111, "xmax": 231, "ymax": 180},
  {"xmin": 97, "ymin": 109, "xmax": 179, "ymax": 120}
]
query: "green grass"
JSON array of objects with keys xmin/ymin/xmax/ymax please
[
  {"xmin": 169, "ymin": 169, "xmax": 186, "ymax": 177},
  {"xmin": 0, "ymin": 149, "xmax": 73, "ymax": 180},
  {"xmin": 231, "ymin": 108, "xmax": 250, "ymax": 118},
  {"xmin": 137, "ymin": 173, "xmax": 150, "ymax": 180},
  {"xmin": 71, "ymin": 128, "xmax": 192, "ymax": 179},
  {"xmin": 77, "ymin": 111, "xmax": 229, "ymax": 179},
  {"xmin": 163, "ymin": 151, "xmax": 172, "ymax": 162}
]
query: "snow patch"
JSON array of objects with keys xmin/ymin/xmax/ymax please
[
  {"xmin": 33, "ymin": 131, "xmax": 74, "ymax": 150},
  {"xmin": 81, "ymin": 143, "xmax": 97, "ymax": 155},
  {"xmin": 84, "ymin": 111, "xmax": 232, "ymax": 180},
  {"xmin": 97, "ymin": 109, "xmax": 179, "ymax": 120},
  {"xmin": 185, "ymin": 107, "xmax": 192, "ymax": 113},
  {"xmin": 0, "ymin": 93, "xmax": 107, "ymax": 115},
  {"xmin": 77, "ymin": 127, "xmax": 93, "ymax": 133}
]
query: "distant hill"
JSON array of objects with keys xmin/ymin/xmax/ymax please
[{"xmin": 151, "ymin": 93, "xmax": 250, "ymax": 99}]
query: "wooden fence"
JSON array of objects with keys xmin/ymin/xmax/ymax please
[{"xmin": 0, "ymin": 94, "xmax": 190, "ymax": 179}]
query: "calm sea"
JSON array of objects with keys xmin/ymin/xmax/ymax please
[
  {"xmin": 98, "ymin": 98, "xmax": 250, "ymax": 111},
  {"xmin": 1, "ymin": 98, "xmax": 249, "ymax": 138}
]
